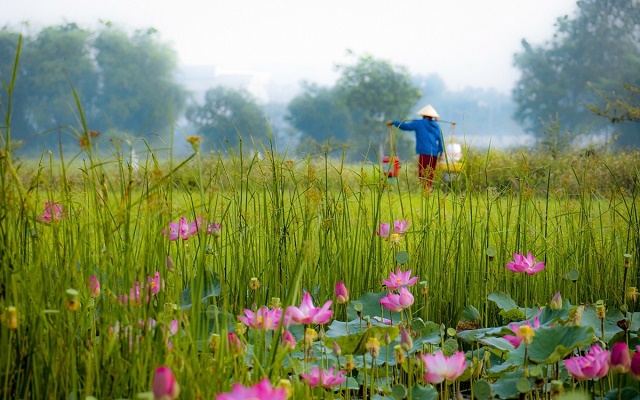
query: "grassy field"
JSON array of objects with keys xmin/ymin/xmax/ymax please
[{"xmin": 1, "ymin": 134, "xmax": 639, "ymax": 399}]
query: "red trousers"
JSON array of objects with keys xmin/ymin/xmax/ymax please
[{"xmin": 418, "ymin": 154, "xmax": 439, "ymax": 188}]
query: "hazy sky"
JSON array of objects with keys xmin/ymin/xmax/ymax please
[{"xmin": 3, "ymin": 0, "xmax": 577, "ymax": 94}]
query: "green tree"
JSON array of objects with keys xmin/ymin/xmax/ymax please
[
  {"xmin": 0, "ymin": 29, "xmax": 31, "ymax": 146},
  {"xmin": 512, "ymin": 0, "xmax": 640, "ymax": 146},
  {"xmin": 286, "ymin": 82, "xmax": 351, "ymax": 153},
  {"xmin": 335, "ymin": 52, "xmax": 422, "ymax": 161},
  {"xmin": 186, "ymin": 86, "xmax": 268, "ymax": 151},
  {"xmin": 0, "ymin": 23, "xmax": 187, "ymax": 153},
  {"xmin": 93, "ymin": 24, "xmax": 186, "ymax": 141},
  {"xmin": 1, "ymin": 24, "xmax": 98, "ymax": 150}
]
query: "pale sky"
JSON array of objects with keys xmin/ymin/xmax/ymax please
[{"xmin": 3, "ymin": 0, "xmax": 577, "ymax": 94}]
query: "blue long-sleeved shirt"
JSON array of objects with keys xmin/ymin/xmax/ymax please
[{"xmin": 391, "ymin": 118, "xmax": 443, "ymax": 157}]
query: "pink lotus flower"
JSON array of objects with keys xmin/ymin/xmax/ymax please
[
  {"xmin": 163, "ymin": 216, "xmax": 198, "ymax": 241},
  {"xmin": 152, "ymin": 366, "xmax": 180, "ymax": 400},
  {"xmin": 88, "ymin": 276, "xmax": 101, "ymax": 298},
  {"xmin": 377, "ymin": 222, "xmax": 391, "ymax": 238},
  {"xmin": 382, "ymin": 268, "xmax": 419, "ymax": 290},
  {"xmin": 564, "ymin": 343, "xmax": 610, "ymax": 380},
  {"xmin": 379, "ymin": 286, "xmax": 414, "ymax": 313},
  {"xmin": 216, "ymin": 377, "xmax": 287, "ymax": 400},
  {"xmin": 148, "ymin": 271, "xmax": 162, "ymax": 295},
  {"xmin": 630, "ymin": 347, "xmax": 640, "ymax": 380},
  {"xmin": 300, "ymin": 365, "xmax": 346, "ymax": 388},
  {"xmin": 208, "ymin": 221, "xmax": 223, "ymax": 237},
  {"xmin": 610, "ymin": 342, "xmax": 631, "ymax": 373},
  {"xmin": 237, "ymin": 306, "xmax": 284, "ymax": 331},
  {"xmin": 503, "ymin": 317, "xmax": 540, "ymax": 348},
  {"xmin": 421, "ymin": 350, "xmax": 467, "ymax": 384},
  {"xmin": 376, "ymin": 219, "xmax": 410, "ymax": 239},
  {"xmin": 286, "ymin": 292, "xmax": 333, "ymax": 325},
  {"xmin": 117, "ymin": 273, "xmax": 162, "ymax": 305},
  {"xmin": 335, "ymin": 282, "xmax": 349, "ymax": 304},
  {"xmin": 394, "ymin": 219, "xmax": 410, "ymax": 234},
  {"xmin": 505, "ymin": 252, "xmax": 546, "ymax": 275},
  {"xmin": 36, "ymin": 202, "xmax": 64, "ymax": 223}
]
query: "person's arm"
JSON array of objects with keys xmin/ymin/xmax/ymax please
[{"xmin": 389, "ymin": 120, "xmax": 419, "ymax": 131}]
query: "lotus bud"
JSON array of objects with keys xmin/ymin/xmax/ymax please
[
  {"xmin": 400, "ymin": 325, "xmax": 413, "ymax": 352},
  {"xmin": 88, "ymin": 276, "xmax": 101, "ymax": 298},
  {"xmin": 166, "ymin": 255, "xmax": 174, "ymax": 272},
  {"xmin": 281, "ymin": 330, "xmax": 296, "ymax": 351},
  {"xmin": 630, "ymin": 349, "xmax": 640, "ymax": 380},
  {"xmin": 550, "ymin": 291, "xmax": 562, "ymax": 310},
  {"xmin": 152, "ymin": 366, "xmax": 180, "ymax": 400},
  {"xmin": 332, "ymin": 341, "xmax": 341, "ymax": 357},
  {"xmin": 610, "ymin": 342, "xmax": 631, "ymax": 373},
  {"xmin": 335, "ymin": 282, "xmax": 349, "ymax": 304}
]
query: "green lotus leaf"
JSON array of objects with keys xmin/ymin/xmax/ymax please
[
  {"xmin": 324, "ymin": 325, "xmax": 399, "ymax": 355},
  {"xmin": 410, "ymin": 384, "xmax": 437, "ymax": 400},
  {"xmin": 179, "ymin": 270, "xmax": 222, "ymax": 310},
  {"xmin": 509, "ymin": 325, "xmax": 595, "ymax": 365},
  {"xmin": 347, "ymin": 291, "xmax": 402, "ymax": 322}
]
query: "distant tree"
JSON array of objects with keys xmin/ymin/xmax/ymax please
[
  {"xmin": 512, "ymin": 0, "xmax": 640, "ymax": 147},
  {"xmin": 0, "ymin": 23, "xmax": 187, "ymax": 153},
  {"xmin": 0, "ymin": 30, "xmax": 31, "ymax": 145},
  {"xmin": 0, "ymin": 24, "xmax": 98, "ymax": 150},
  {"xmin": 286, "ymin": 82, "xmax": 351, "ymax": 152},
  {"xmin": 335, "ymin": 52, "xmax": 422, "ymax": 161},
  {"xmin": 93, "ymin": 24, "xmax": 186, "ymax": 141},
  {"xmin": 186, "ymin": 86, "xmax": 268, "ymax": 150}
]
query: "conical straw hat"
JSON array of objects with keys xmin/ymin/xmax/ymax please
[{"xmin": 417, "ymin": 105, "xmax": 439, "ymax": 118}]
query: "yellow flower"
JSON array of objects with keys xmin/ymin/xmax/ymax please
[
  {"xmin": 65, "ymin": 289, "xmax": 81, "ymax": 312},
  {"xmin": 304, "ymin": 328, "xmax": 318, "ymax": 346},
  {"xmin": 277, "ymin": 379, "xmax": 293, "ymax": 398},
  {"xmin": 249, "ymin": 277, "xmax": 261, "ymax": 291},
  {"xmin": 518, "ymin": 325, "xmax": 535, "ymax": 345},
  {"xmin": 2, "ymin": 306, "xmax": 18, "ymax": 330},
  {"xmin": 366, "ymin": 337, "xmax": 381, "ymax": 358},
  {"xmin": 209, "ymin": 333, "xmax": 221, "ymax": 353},
  {"xmin": 186, "ymin": 135, "xmax": 203, "ymax": 152}
]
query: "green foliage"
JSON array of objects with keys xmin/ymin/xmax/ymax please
[
  {"xmin": 186, "ymin": 86, "xmax": 268, "ymax": 150},
  {"xmin": 286, "ymin": 82, "xmax": 352, "ymax": 148},
  {"xmin": 335, "ymin": 52, "xmax": 422, "ymax": 160},
  {"xmin": 512, "ymin": 0, "xmax": 640, "ymax": 146},
  {"xmin": 0, "ymin": 24, "xmax": 186, "ymax": 153}
]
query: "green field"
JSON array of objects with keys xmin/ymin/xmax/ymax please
[{"xmin": 1, "ymin": 135, "xmax": 639, "ymax": 399}]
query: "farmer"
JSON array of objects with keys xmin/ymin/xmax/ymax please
[{"xmin": 386, "ymin": 104, "xmax": 444, "ymax": 192}]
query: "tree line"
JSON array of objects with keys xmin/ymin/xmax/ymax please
[{"xmin": 1, "ymin": 0, "xmax": 639, "ymax": 160}]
